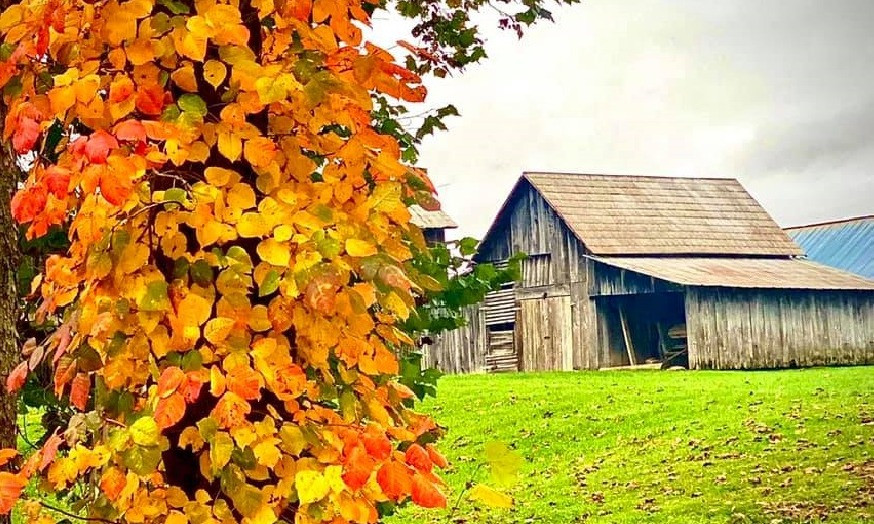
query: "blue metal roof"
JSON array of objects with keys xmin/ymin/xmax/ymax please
[{"xmin": 786, "ymin": 215, "xmax": 874, "ymax": 279}]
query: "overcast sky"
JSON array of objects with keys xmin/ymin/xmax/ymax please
[{"xmin": 378, "ymin": 0, "xmax": 874, "ymax": 238}]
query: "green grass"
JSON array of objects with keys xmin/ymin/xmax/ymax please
[{"xmin": 389, "ymin": 367, "xmax": 874, "ymax": 524}]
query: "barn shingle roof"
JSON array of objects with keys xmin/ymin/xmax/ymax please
[
  {"xmin": 409, "ymin": 205, "xmax": 458, "ymax": 230},
  {"xmin": 522, "ymin": 173, "xmax": 804, "ymax": 256},
  {"xmin": 589, "ymin": 256, "xmax": 874, "ymax": 291}
]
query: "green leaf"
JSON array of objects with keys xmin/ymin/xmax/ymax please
[
  {"xmin": 458, "ymin": 237, "xmax": 479, "ymax": 257},
  {"xmin": 231, "ymin": 485, "xmax": 263, "ymax": 517},
  {"xmin": 139, "ymin": 281, "xmax": 170, "ymax": 312},
  {"xmin": 258, "ymin": 270, "xmax": 280, "ymax": 297},
  {"xmin": 178, "ymin": 94, "xmax": 207, "ymax": 117},
  {"xmin": 129, "ymin": 416, "xmax": 159, "ymax": 446},
  {"xmin": 164, "ymin": 187, "xmax": 187, "ymax": 204},
  {"xmin": 157, "ymin": 0, "xmax": 189, "ymax": 14},
  {"xmin": 210, "ymin": 432, "xmax": 234, "ymax": 472},
  {"xmin": 190, "ymin": 259, "xmax": 213, "ymax": 286}
]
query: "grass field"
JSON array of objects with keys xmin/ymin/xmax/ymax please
[{"xmin": 388, "ymin": 367, "xmax": 874, "ymax": 524}]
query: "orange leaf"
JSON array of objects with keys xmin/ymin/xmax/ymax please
[
  {"xmin": 426, "ymin": 444, "xmax": 448, "ymax": 469},
  {"xmin": 10, "ymin": 185, "xmax": 47, "ymax": 224},
  {"xmin": 136, "ymin": 85, "xmax": 165, "ymax": 115},
  {"xmin": 70, "ymin": 373, "xmax": 90, "ymax": 411},
  {"xmin": 155, "ymin": 392, "xmax": 186, "ymax": 429},
  {"xmin": 157, "ymin": 367, "xmax": 186, "ymax": 398},
  {"xmin": 0, "ymin": 472, "xmax": 26, "ymax": 514},
  {"xmin": 411, "ymin": 473, "xmax": 446, "ymax": 508},
  {"xmin": 99, "ymin": 467, "xmax": 126, "ymax": 501},
  {"xmin": 404, "ymin": 444, "xmax": 432, "ymax": 473},
  {"xmin": 376, "ymin": 461, "xmax": 412, "ymax": 500},
  {"xmin": 5, "ymin": 361, "xmax": 28, "ymax": 393},
  {"xmin": 363, "ymin": 431, "xmax": 391, "ymax": 461},
  {"xmin": 42, "ymin": 166, "xmax": 71, "ymax": 199},
  {"xmin": 343, "ymin": 445, "xmax": 375, "ymax": 490},
  {"xmin": 0, "ymin": 450, "xmax": 18, "ymax": 468},
  {"xmin": 226, "ymin": 365, "xmax": 262, "ymax": 401},
  {"xmin": 99, "ymin": 170, "xmax": 133, "ymax": 205}
]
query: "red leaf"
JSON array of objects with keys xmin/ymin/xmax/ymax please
[
  {"xmin": 53, "ymin": 355, "xmax": 76, "ymax": 396},
  {"xmin": 157, "ymin": 367, "xmax": 185, "ymax": 398},
  {"xmin": 376, "ymin": 461, "xmax": 412, "ymax": 500},
  {"xmin": 5, "ymin": 361, "xmax": 28, "ymax": 393},
  {"xmin": 363, "ymin": 431, "xmax": 392, "ymax": 461},
  {"xmin": 70, "ymin": 373, "xmax": 90, "ymax": 410},
  {"xmin": 43, "ymin": 166, "xmax": 71, "ymax": 199},
  {"xmin": 84, "ymin": 130, "xmax": 118, "ymax": 164},
  {"xmin": 0, "ymin": 472, "xmax": 26, "ymax": 514},
  {"xmin": 155, "ymin": 392, "xmax": 186, "ymax": 429},
  {"xmin": 114, "ymin": 119, "xmax": 147, "ymax": 142},
  {"xmin": 12, "ymin": 116, "xmax": 40, "ymax": 153},
  {"xmin": 10, "ymin": 185, "xmax": 47, "ymax": 224},
  {"xmin": 405, "ymin": 444, "xmax": 433, "ymax": 473},
  {"xmin": 411, "ymin": 473, "xmax": 447, "ymax": 508},
  {"xmin": 39, "ymin": 432, "xmax": 63, "ymax": 471},
  {"xmin": 343, "ymin": 445, "xmax": 376, "ymax": 491}
]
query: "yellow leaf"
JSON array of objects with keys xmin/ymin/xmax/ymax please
[
  {"xmin": 204, "ymin": 317, "xmax": 235, "ymax": 344},
  {"xmin": 171, "ymin": 63, "xmax": 199, "ymax": 92},
  {"xmin": 369, "ymin": 182, "xmax": 403, "ymax": 212},
  {"xmin": 484, "ymin": 441, "xmax": 523, "ymax": 486},
  {"xmin": 257, "ymin": 239, "xmax": 290, "ymax": 266},
  {"xmin": 205, "ymin": 167, "xmax": 239, "ymax": 187},
  {"xmin": 203, "ymin": 60, "xmax": 227, "ymax": 88},
  {"xmin": 179, "ymin": 426, "xmax": 204, "ymax": 452},
  {"xmin": 468, "ymin": 484, "xmax": 514, "ymax": 508},
  {"xmin": 129, "ymin": 416, "xmax": 159, "ymax": 446},
  {"xmin": 295, "ymin": 470, "xmax": 330, "ymax": 504},
  {"xmin": 210, "ymin": 432, "xmax": 234, "ymax": 471},
  {"xmin": 165, "ymin": 511, "xmax": 188, "ymax": 524},
  {"xmin": 253, "ymin": 439, "xmax": 281, "ymax": 468},
  {"xmin": 383, "ymin": 291, "xmax": 409, "ymax": 320},
  {"xmin": 218, "ymin": 131, "xmax": 243, "ymax": 162},
  {"xmin": 178, "ymin": 293, "xmax": 213, "ymax": 327},
  {"xmin": 243, "ymin": 137, "xmax": 277, "ymax": 169},
  {"xmin": 237, "ymin": 212, "xmax": 270, "ymax": 238},
  {"xmin": 227, "ymin": 183, "xmax": 256, "ymax": 210},
  {"xmin": 345, "ymin": 238, "xmax": 377, "ymax": 257}
]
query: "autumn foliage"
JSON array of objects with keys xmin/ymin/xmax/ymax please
[{"xmin": 0, "ymin": 0, "xmax": 458, "ymax": 519}]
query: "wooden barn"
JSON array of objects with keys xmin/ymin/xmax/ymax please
[{"xmin": 424, "ymin": 172, "xmax": 874, "ymax": 373}]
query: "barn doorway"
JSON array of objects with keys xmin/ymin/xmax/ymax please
[
  {"xmin": 517, "ymin": 296, "xmax": 574, "ymax": 371},
  {"xmin": 600, "ymin": 292, "xmax": 688, "ymax": 368}
]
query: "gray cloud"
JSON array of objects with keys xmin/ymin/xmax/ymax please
[{"xmin": 374, "ymin": 0, "xmax": 874, "ymax": 236}]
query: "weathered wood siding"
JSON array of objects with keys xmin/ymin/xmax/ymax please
[
  {"xmin": 686, "ymin": 288, "xmax": 874, "ymax": 369},
  {"xmin": 517, "ymin": 297, "xmax": 574, "ymax": 371},
  {"xmin": 473, "ymin": 181, "xmax": 597, "ymax": 371},
  {"xmin": 422, "ymin": 305, "xmax": 486, "ymax": 374},
  {"xmin": 589, "ymin": 261, "xmax": 682, "ymax": 297}
]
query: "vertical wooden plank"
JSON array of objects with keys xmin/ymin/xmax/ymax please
[{"xmin": 619, "ymin": 305, "xmax": 636, "ymax": 366}]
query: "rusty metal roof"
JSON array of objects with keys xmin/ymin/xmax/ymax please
[
  {"xmin": 409, "ymin": 205, "xmax": 458, "ymax": 230},
  {"xmin": 523, "ymin": 172, "xmax": 803, "ymax": 256},
  {"xmin": 785, "ymin": 214, "xmax": 874, "ymax": 279},
  {"xmin": 589, "ymin": 256, "xmax": 874, "ymax": 290}
]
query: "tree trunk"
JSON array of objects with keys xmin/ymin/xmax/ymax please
[
  {"xmin": 0, "ymin": 149, "xmax": 18, "ymax": 522},
  {"xmin": 0, "ymin": 0, "xmax": 21, "ymax": 518}
]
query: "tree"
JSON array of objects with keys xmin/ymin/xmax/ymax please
[{"xmin": 0, "ymin": 0, "xmax": 566, "ymax": 521}]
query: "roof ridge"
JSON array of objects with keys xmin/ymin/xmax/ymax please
[
  {"xmin": 522, "ymin": 171, "xmax": 741, "ymax": 182},
  {"xmin": 784, "ymin": 214, "xmax": 874, "ymax": 230}
]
